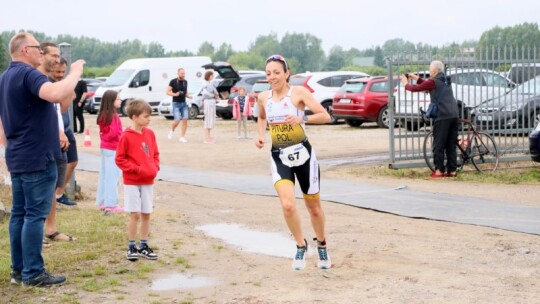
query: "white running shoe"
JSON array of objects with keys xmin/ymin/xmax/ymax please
[
  {"xmin": 179, "ymin": 137, "xmax": 188, "ymax": 143},
  {"xmin": 292, "ymin": 241, "xmax": 308, "ymax": 271},
  {"xmin": 316, "ymin": 246, "xmax": 332, "ymax": 269},
  {"xmin": 167, "ymin": 130, "xmax": 174, "ymax": 140}
]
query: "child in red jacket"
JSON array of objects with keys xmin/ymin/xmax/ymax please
[{"xmin": 115, "ymin": 99, "xmax": 160, "ymax": 261}]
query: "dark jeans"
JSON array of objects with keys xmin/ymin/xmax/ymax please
[
  {"xmin": 432, "ymin": 117, "xmax": 459, "ymax": 173},
  {"xmin": 73, "ymin": 105, "xmax": 85, "ymax": 133},
  {"xmin": 9, "ymin": 160, "xmax": 56, "ymax": 281}
]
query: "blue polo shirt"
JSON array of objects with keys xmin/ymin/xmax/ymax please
[{"xmin": 0, "ymin": 61, "xmax": 62, "ymax": 173}]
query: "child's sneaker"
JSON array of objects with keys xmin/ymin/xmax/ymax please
[
  {"xmin": 167, "ymin": 130, "xmax": 174, "ymax": 139},
  {"xmin": 139, "ymin": 244, "xmax": 158, "ymax": 260},
  {"xmin": 126, "ymin": 246, "xmax": 139, "ymax": 261},
  {"xmin": 291, "ymin": 239, "xmax": 307, "ymax": 271},
  {"xmin": 314, "ymin": 238, "xmax": 332, "ymax": 269}
]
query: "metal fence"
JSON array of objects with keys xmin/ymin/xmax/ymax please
[{"xmin": 386, "ymin": 47, "xmax": 540, "ymax": 169}]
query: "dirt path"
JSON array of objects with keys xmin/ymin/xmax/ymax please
[{"xmin": 71, "ymin": 115, "xmax": 540, "ymax": 303}]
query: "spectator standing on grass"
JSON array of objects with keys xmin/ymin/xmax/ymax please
[
  {"xmin": 201, "ymin": 70, "xmax": 219, "ymax": 144},
  {"xmin": 232, "ymin": 86, "xmax": 252, "ymax": 139},
  {"xmin": 52, "ymin": 57, "xmax": 80, "ymax": 205},
  {"xmin": 0, "ymin": 32, "xmax": 85, "ymax": 287},
  {"xmin": 402, "ymin": 60, "xmax": 459, "ymax": 178},
  {"xmin": 255, "ymin": 54, "xmax": 332, "ymax": 271},
  {"xmin": 166, "ymin": 68, "xmax": 192, "ymax": 143},
  {"xmin": 38, "ymin": 42, "xmax": 77, "ymax": 245},
  {"xmin": 115, "ymin": 99, "xmax": 160, "ymax": 261},
  {"xmin": 72, "ymin": 78, "xmax": 87, "ymax": 133},
  {"xmin": 96, "ymin": 90, "xmax": 124, "ymax": 214}
]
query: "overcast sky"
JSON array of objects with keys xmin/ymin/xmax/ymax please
[{"xmin": 2, "ymin": 0, "xmax": 539, "ymax": 54}]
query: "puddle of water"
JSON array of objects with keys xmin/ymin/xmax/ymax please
[
  {"xmin": 196, "ymin": 223, "xmax": 298, "ymax": 258},
  {"xmin": 150, "ymin": 273, "xmax": 216, "ymax": 291}
]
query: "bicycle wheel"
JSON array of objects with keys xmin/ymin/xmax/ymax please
[
  {"xmin": 470, "ymin": 132, "xmax": 499, "ymax": 173},
  {"xmin": 423, "ymin": 131, "xmax": 435, "ymax": 172}
]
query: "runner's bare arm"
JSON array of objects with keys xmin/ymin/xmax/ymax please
[
  {"xmin": 292, "ymin": 86, "xmax": 330, "ymax": 125},
  {"xmin": 255, "ymin": 91, "xmax": 268, "ymax": 149}
]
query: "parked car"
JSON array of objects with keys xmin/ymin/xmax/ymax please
[
  {"xmin": 529, "ymin": 121, "xmax": 540, "ymax": 162},
  {"xmin": 395, "ymin": 68, "xmax": 516, "ymax": 131},
  {"xmin": 158, "ymin": 82, "xmax": 205, "ymax": 120},
  {"xmin": 248, "ymin": 80, "xmax": 270, "ymax": 122},
  {"xmin": 215, "ymin": 73, "xmax": 266, "ymax": 119},
  {"xmin": 333, "ymin": 76, "xmax": 399, "ymax": 128},
  {"xmin": 289, "ymin": 71, "xmax": 370, "ymax": 124},
  {"xmin": 83, "ymin": 78, "xmax": 105, "ymax": 114},
  {"xmin": 475, "ymin": 75, "xmax": 540, "ymax": 130},
  {"xmin": 506, "ymin": 63, "xmax": 540, "ymax": 85}
]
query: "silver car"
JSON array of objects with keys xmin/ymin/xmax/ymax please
[{"xmin": 395, "ymin": 68, "xmax": 516, "ymax": 131}]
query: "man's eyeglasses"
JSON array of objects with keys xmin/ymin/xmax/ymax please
[
  {"xmin": 266, "ymin": 54, "xmax": 288, "ymax": 70},
  {"xmin": 25, "ymin": 45, "xmax": 44, "ymax": 53}
]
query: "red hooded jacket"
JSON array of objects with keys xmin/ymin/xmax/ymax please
[{"xmin": 115, "ymin": 127, "xmax": 160, "ymax": 185}]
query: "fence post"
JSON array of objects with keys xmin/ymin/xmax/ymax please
[{"xmin": 386, "ymin": 56, "xmax": 396, "ymax": 165}]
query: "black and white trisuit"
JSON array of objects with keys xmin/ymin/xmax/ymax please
[{"xmin": 266, "ymin": 86, "xmax": 320, "ymax": 199}]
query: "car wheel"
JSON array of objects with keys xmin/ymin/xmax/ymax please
[
  {"xmin": 189, "ymin": 105, "xmax": 199, "ymax": 119},
  {"xmin": 253, "ymin": 116, "xmax": 258, "ymax": 123},
  {"xmin": 120, "ymin": 100, "xmax": 128, "ymax": 117},
  {"xmin": 377, "ymin": 105, "xmax": 396, "ymax": 128},
  {"xmin": 221, "ymin": 113, "xmax": 233, "ymax": 120},
  {"xmin": 164, "ymin": 115, "xmax": 173, "ymax": 120},
  {"xmin": 405, "ymin": 121, "xmax": 419, "ymax": 131},
  {"xmin": 345, "ymin": 119, "xmax": 363, "ymax": 127},
  {"xmin": 322, "ymin": 101, "xmax": 338, "ymax": 124}
]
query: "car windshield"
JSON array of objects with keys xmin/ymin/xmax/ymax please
[
  {"xmin": 338, "ymin": 82, "xmax": 366, "ymax": 93},
  {"xmin": 252, "ymin": 82, "xmax": 270, "ymax": 93},
  {"xmin": 514, "ymin": 76, "xmax": 540, "ymax": 95},
  {"xmin": 104, "ymin": 69, "xmax": 135, "ymax": 87}
]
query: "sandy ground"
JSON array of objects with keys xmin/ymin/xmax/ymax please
[{"xmin": 66, "ymin": 114, "xmax": 540, "ymax": 303}]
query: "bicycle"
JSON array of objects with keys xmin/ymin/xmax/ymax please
[{"xmin": 422, "ymin": 113, "xmax": 499, "ymax": 173}]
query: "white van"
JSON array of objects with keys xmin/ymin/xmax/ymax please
[{"xmin": 93, "ymin": 56, "xmax": 211, "ymax": 115}]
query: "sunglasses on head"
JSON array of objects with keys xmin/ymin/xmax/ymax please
[{"xmin": 266, "ymin": 54, "xmax": 288, "ymax": 70}]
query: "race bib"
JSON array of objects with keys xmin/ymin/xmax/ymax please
[{"xmin": 278, "ymin": 143, "xmax": 310, "ymax": 167}]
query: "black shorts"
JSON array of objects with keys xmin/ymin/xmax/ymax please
[
  {"xmin": 270, "ymin": 140, "xmax": 320, "ymax": 196},
  {"xmin": 65, "ymin": 130, "xmax": 78, "ymax": 163}
]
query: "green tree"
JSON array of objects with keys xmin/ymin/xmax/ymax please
[
  {"xmin": 228, "ymin": 52, "xmax": 265, "ymax": 70},
  {"xmin": 477, "ymin": 22, "xmax": 540, "ymax": 59},
  {"xmin": 248, "ymin": 33, "xmax": 281, "ymax": 59},
  {"xmin": 280, "ymin": 33, "xmax": 324, "ymax": 72},
  {"xmin": 197, "ymin": 41, "xmax": 215, "ymax": 58},
  {"xmin": 214, "ymin": 43, "xmax": 235, "ymax": 62},
  {"xmin": 0, "ymin": 37, "xmax": 7, "ymax": 72},
  {"xmin": 146, "ymin": 42, "xmax": 165, "ymax": 57},
  {"xmin": 324, "ymin": 46, "xmax": 345, "ymax": 71},
  {"xmin": 373, "ymin": 46, "xmax": 385, "ymax": 67}
]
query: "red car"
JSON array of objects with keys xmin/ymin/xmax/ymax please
[{"xmin": 332, "ymin": 76, "xmax": 398, "ymax": 128}]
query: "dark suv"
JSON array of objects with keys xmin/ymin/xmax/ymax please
[
  {"xmin": 216, "ymin": 73, "xmax": 266, "ymax": 119},
  {"xmin": 333, "ymin": 76, "xmax": 398, "ymax": 128}
]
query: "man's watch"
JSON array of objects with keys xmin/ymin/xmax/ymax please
[{"xmin": 303, "ymin": 115, "xmax": 309, "ymax": 123}]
